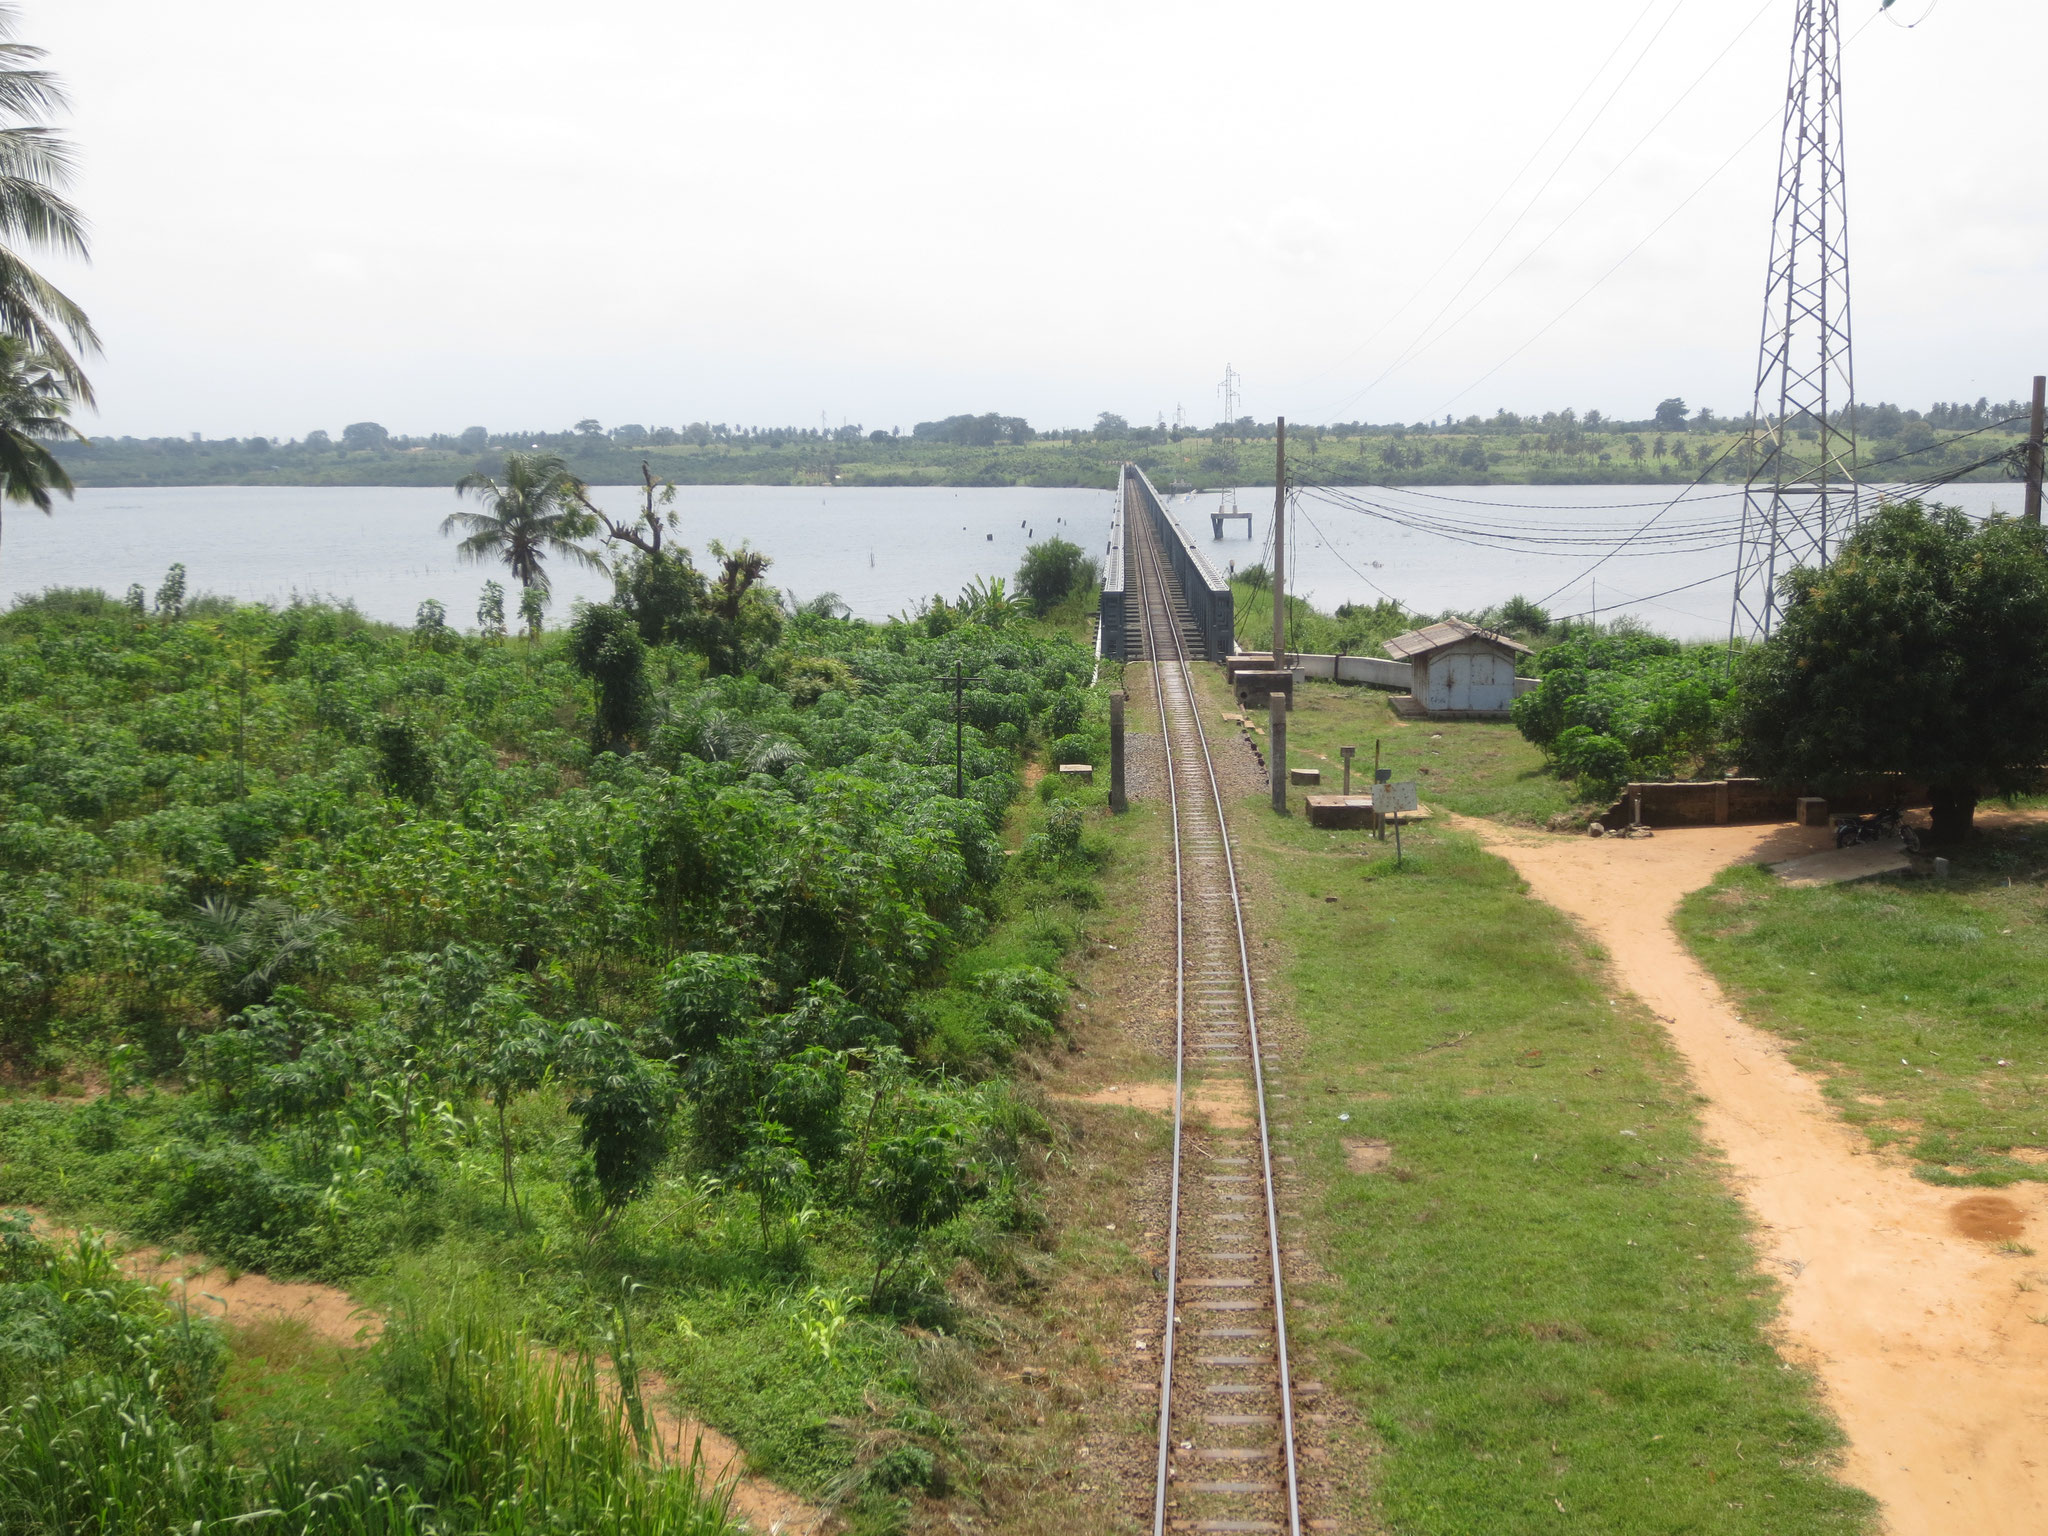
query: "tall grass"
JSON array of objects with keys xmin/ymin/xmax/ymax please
[{"xmin": 0, "ymin": 1223, "xmax": 736, "ymax": 1535}]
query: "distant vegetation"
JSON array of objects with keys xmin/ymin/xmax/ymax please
[{"xmin": 50, "ymin": 396, "xmax": 2034, "ymax": 490}]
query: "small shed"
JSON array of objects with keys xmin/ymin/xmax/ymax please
[{"xmin": 1382, "ymin": 618, "xmax": 1531, "ymax": 718}]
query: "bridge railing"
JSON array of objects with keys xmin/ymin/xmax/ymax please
[
  {"xmin": 1098, "ymin": 471, "xmax": 1128, "ymax": 660},
  {"xmin": 1129, "ymin": 463, "xmax": 1233, "ymax": 660}
]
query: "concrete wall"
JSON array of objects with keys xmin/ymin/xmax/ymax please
[
  {"xmin": 1600, "ymin": 777, "xmax": 1934, "ymax": 828},
  {"xmin": 1232, "ymin": 650, "xmax": 1539, "ymax": 697},
  {"xmin": 1130, "ymin": 465, "xmax": 1233, "ymax": 660},
  {"xmin": 1097, "ymin": 477, "xmax": 1128, "ymax": 660}
]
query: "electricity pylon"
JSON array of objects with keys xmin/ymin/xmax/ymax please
[
  {"xmin": 1729, "ymin": 0, "xmax": 1858, "ymax": 643},
  {"xmin": 1216, "ymin": 364, "xmax": 1244, "ymax": 527}
]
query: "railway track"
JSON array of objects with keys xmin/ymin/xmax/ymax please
[{"xmin": 1127, "ymin": 475, "xmax": 1306, "ymax": 1536}]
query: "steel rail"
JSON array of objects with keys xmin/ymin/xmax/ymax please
[{"xmin": 1130, "ymin": 468, "xmax": 1303, "ymax": 1536}]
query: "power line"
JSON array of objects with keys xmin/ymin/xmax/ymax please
[
  {"xmin": 1438, "ymin": 114, "xmax": 1777, "ymax": 413},
  {"xmin": 1330, "ymin": 1, "xmax": 1689, "ymax": 416},
  {"xmin": 1346, "ymin": 0, "xmax": 1777, "ymax": 415},
  {"xmin": 1310, "ymin": 0, "xmax": 1667, "ymax": 417}
]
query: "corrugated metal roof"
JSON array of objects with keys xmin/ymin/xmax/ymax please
[{"xmin": 1382, "ymin": 617, "xmax": 1533, "ymax": 661}]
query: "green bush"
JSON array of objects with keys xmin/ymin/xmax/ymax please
[
  {"xmin": 1511, "ymin": 628, "xmax": 1733, "ymax": 790},
  {"xmin": 1014, "ymin": 538, "xmax": 1098, "ymax": 616}
]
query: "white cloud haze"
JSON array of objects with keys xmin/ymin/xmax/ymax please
[{"xmin": 27, "ymin": 0, "xmax": 2048, "ymax": 438}]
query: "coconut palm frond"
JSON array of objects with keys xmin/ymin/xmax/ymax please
[
  {"xmin": 444, "ymin": 451, "xmax": 603, "ymax": 597},
  {"xmin": 0, "ymin": 243, "xmax": 96, "ymax": 402},
  {"xmin": 0, "ymin": 64, "xmax": 63, "ymax": 122}
]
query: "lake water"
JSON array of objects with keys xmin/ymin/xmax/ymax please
[
  {"xmin": 0, "ymin": 484, "xmax": 1117, "ymax": 627},
  {"xmin": 0, "ymin": 479, "xmax": 2024, "ymax": 639}
]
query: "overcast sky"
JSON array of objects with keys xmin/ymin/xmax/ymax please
[{"xmin": 23, "ymin": 0, "xmax": 2043, "ymax": 439}]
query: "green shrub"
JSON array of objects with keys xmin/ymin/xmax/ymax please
[
  {"xmin": 1014, "ymin": 538, "xmax": 1098, "ymax": 616},
  {"xmin": 1511, "ymin": 629, "xmax": 1732, "ymax": 790}
]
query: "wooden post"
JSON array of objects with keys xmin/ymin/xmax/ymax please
[
  {"xmin": 1270, "ymin": 692, "xmax": 1288, "ymax": 814},
  {"xmin": 1271, "ymin": 416, "xmax": 1287, "ymax": 667},
  {"xmin": 2027, "ymin": 374, "xmax": 2045, "ymax": 524},
  {"xmin": 1109, "ymin": 691, "xmax": 1127, "ymax": 814}
]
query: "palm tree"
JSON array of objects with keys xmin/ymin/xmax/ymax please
[
  {"xmin": 444, "ymin": 450, "xmax": 602, "ymax": 597},
  {"xmin": 0, "ymin": 7, "xmax": 98, "ymax": 404},
  {"xmin": 0, "ymin": 332, "xmax": 80, "ymax": 560}
]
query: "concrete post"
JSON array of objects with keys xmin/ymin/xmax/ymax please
[
  {"xmin": 1109, "ymin": 691, "xmax": 1127, "ymax": 814},
  {"xmin": 1270, "ymin": 692, "xmax": 1288, "ymax": 814}
]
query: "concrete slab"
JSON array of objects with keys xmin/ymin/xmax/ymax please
[
  {"xmin": 1769, "ymin": 841, "xmax": 1912, "ymax": 887},
  {"xmin": 1305, "ymin": 795, "xmax": 1374, "ymax": 829}
]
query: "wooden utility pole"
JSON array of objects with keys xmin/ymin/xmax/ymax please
[
  {"xmin": 2026, "ymin": 374, "xmax": 2045, "ymax": 524},
  {"xmin": 1270, "ymin": 417, "xmax": 1288, "ymax": 814}
]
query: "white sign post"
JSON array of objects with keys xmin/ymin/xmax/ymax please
[{"xmin": 1383, "ymin": 780, "xmax": 1420, "ymax": 866}]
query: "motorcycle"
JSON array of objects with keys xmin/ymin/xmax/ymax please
[{"xmin": 1835, "ymin": 806, "xmax": 1913, "ymax": 850}]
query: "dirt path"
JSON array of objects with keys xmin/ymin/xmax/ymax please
[
  {"xmin": 19, "ymin": 1214, "xmax": 830, "ymax": 1536},
  {"xmin": 1455, "ymin": 816, "xmax": 2048, "ymax": 1535}
]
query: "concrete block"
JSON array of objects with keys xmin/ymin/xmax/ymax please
[
  {"xmin": 1305, "ymin": 795, "xmax": 1376, "ymax": 830},
  {"xmin": 1233, "ymin": 669, "xmax": 1294, "ymax": 708},
  {"xmin": 1058, "ymin": 764, "xmax": 1094, "ymax": 784},
  {"xmin": 1796, "ymin": 796, "xmax": 1829, "ymax": 826},
  {"xmin": 1290, "ymin": 767, "xmax": 1322, "ymax": 786}
]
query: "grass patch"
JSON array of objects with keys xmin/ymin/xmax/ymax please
[
  {"xmin": 1246, "ymin": 676, "xmax": 1585, "ymax": 824},
  {"xmin": 1190, "ymin": 667, "xmax": 1872, "ymax": 1532},
  {"xmin": 1677, "ymin": 828, "xmax": 2048, "ymax": 1184}
]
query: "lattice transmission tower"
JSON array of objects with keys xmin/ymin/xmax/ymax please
[
  {"xmin": 1217, "ymin": 363, "xmax": 1243, "ymax": 522},
  {"xmin": 1728, "ymin": 0, "xmax": 1858, "ymax": 643}
]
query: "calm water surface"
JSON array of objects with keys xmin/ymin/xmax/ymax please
[
  {"xmin": 0, "ymin": 484, "xmax": 1116, "ymax": 626},
  {"xmin": 1, "ymin": 480, "xmax": 2024, "ymax": 639}
]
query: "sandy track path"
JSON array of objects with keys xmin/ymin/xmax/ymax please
[
  {"xmin": 1455, "ymin": 817, "xmax": 2048, "ymax": 1536},
  {"xmin": 18, "ymin": 1213, "xmax": 830, "ymax": 1536}
]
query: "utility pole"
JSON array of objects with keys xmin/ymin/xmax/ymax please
[
  {"xmin": 1271, "ymin": 416, "xmax": 1287, "ymax": 666},
  {"xmin": 1270, "ymin": 416, "xmax": 1288, "ymax": 815},
  {"xmin": 944, "ymin": 661, "xmax": 987, "ymax": 797},
  {"xmin": 2026, "ymin": 374, "xmax": 2045, "ymax": 524}
]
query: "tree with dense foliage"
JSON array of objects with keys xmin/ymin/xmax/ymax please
[
  {"xmin": 445, "ymin": 451, "xmax": 603, "ymax": 596},
  {"xmin": 568, "ymin": 603, "xmax": 649, "ymax": 753},
  {"xmin": 1738, "ymin": 501, "xmax": 2048, "ymax": 843},
  {"xmin": 1014, "ymin": 536, "xmax": 1098, "ymax": 616},
  {"xmin": 559, "ymin": 1016, "xmax": 677, "ymax": 1210}
]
